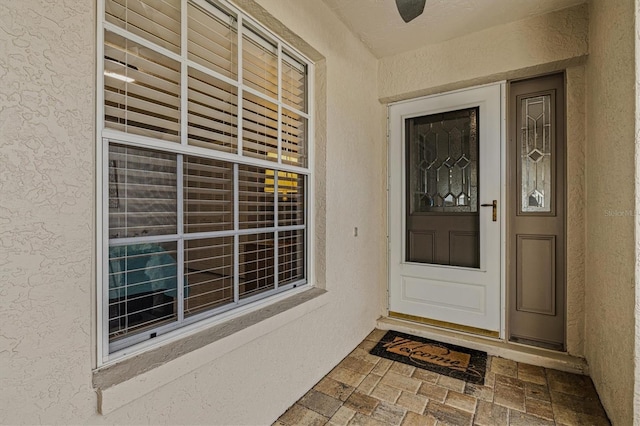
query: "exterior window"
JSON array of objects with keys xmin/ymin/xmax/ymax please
[{"xmin": 99, "ymin": 0, "xmax": 312, "ymax": 357}]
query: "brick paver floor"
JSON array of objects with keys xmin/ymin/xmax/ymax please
[{"xmin": 274, "ymin": 329, "xmax": 610, "ymax": 426}]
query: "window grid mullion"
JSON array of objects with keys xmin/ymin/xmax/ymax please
[
  {"xmin": 237, "ymin": 14, "xmax": 244, "ymax": 157},
  {"xmin": 180, "ymin": 0, "xmax": 188, "ymax": 147},
  {"xmin": 185, "ymin": 224, "xmax": 306, "ymax": 239},
  {"xmin": 240, "ymin": 85, "xmax": 310, "ymax": 120},
  {"xmin": 177, "ymin": 154, "xmax": 185, "ymax": 322},
  {"xmin": 102, "ymin": 129, "xmax": 310, "ymax": 176},
  {"xmin": 274, "ymin": 171, "xmax": 279, "ymax": 290},
  {"xmin": 274, "ymin": 41, "xmax": 282, "ymax": 290},
  {"xmin": 108, "ymin": 224, "xmax": 307, "ymax": 247},
  {"xmin": 103, "ymin": 21, "xmax": 183, "ymax": 64},
  {"xmin": 233, "ymin": 163, "xmax": 240, "ymax": 304},
  {"xmin": 186, "ymin": 59, "xmax": 239, "ymax": 90},
  {"xmin": 178, "ymin": 0, "xmax": 188, "ymax": 324},
  {"xmin": 277, "ymin": 42, "xmax": 283, "ymax": 166}
]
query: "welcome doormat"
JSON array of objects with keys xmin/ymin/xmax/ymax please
[{"xmin": 370, "ymin": 330, "xmax": 487, "ymax": 385}]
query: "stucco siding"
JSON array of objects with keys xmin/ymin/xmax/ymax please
[
  {"xmin": 0, "ymin": 0, "xmax": 385, "ymax": 424},
  {"xmin": 0, "ymin": 1, "xmax": 97, "ymax": 423},
  {"xmin": 566, "ymin": 65, "xmax": 586, "ymax": 357},
  {"xmin": 636, "ymin": 0, "xmax": 640, "ymax": 421},
  {"xmin": 585, "ymin": 0, "xmax": 637, "ymax": 424},
  {"xmin": 378, "ymin": 4, "xmax": 589, "ymax": 103}
]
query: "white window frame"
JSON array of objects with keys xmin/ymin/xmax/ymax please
[{"xmin": 96, "ymin": 0, "xmax": 315, "ymax": 365}]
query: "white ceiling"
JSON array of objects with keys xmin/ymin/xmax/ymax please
[{"xmin": 321, "ymin": 0, "xmax": 586, "ymax": 58}]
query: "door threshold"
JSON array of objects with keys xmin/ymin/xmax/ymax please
[
  {"xmin": 378, "ymin": 316, "xmax": 587, "ymax": 375},
  {"xmin": 389, "ymin": 311, "xmax": 500, "ymax": 338}
]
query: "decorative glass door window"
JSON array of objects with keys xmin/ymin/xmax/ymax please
[
  {"xmin": 405, "ymin": 107, "xmax": 480, "ymax": 268},
  {"xmin": 408, "ymin": 108, "xmax": 478, "ymax": 213}
]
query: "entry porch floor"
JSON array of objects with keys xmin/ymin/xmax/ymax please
[{"xmin": 274, "ymin": 329, "xmax": 609, "ymax": 426}]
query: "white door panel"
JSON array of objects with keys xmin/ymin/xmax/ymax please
[{"xmin": 389, "ymin": 83, "xmax": 505, "ymax": 332}]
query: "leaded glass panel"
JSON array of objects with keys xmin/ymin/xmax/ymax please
[
  {"xmin": 521, "ymin": 95, "xmax": 552, "ymax": 212},
  {"xmin": 408, "ymin": 108, "xmax": 478, "ymax": 213}
]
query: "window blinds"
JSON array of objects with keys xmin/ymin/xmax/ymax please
[{"xmin": 102, "ymin": 0, "xmax": 311, "ymax": 355}]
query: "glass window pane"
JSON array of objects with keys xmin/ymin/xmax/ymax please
[
  {"xmin": 282, "ymin": 52, "xmax": 306, "ymax": 112},
  {"xmin": 282, "ymin": 109, "xmax": 308, "ymax": 167},
  {"xmin": 104, "ymin": 30, "xmax": 181, "ymax": 142},
  {"xmin": 187, "ymin": 67, "xmax": 238, "ymax": 153},
  {"xmin": 184, "ymin": 156, "xmax": 234, "ymax": 233},
  {"xmin": 238, "ymin": 164, "xmax": 275, "ymax": 229},
  {"xmin": 242, "ymin": 28, "xmax": 278, "ymax": 99},
  {"xmin": 521, "ymin": 95, "xmax": 552, "ymax": 213},
  {"xmin": 184, "ymin": 237, "xmax": 234, "ymax": 316},
  {"xmin": 108, "ymin": 241, "xmax": 178, "ymax": 342},
  {"xmin": 239, "ymin": 233, "xmax": 275, "ymax": 299},
  {"xmin": 242, "ymin": 91, "xmax": 278, "ymax": 161},
  {"xmin": 278, "ymin": 229, "xmax": 304, "ymax": 285},
  {"xmin": 106, "ymin": 0, "xmax": 181, "ymax": 54},
  {"xmin": 277, "ymin": 173, "xmax": 305, "ymax": 227},
  {"xmin": 109, "ymin": 145, "xmax": 177, "ymax": 239},
  {"xmin": 187, "ymin": 2, "xmax": 238, "ymax": 79}
]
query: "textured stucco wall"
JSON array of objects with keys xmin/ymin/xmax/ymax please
[
  {"xmin": 378, "ymin": 4, "xmax": 589, "ymax": 103},
  {"xmin": 636, "ymin": 0, "xmax": 640, "ymax": 421},
  {"xmin": 0, "ymin": 0, "xmax": 385, "ymax": 424},
  {"xmin": 585, "ymin": 0, "xmax": 637, "ymax": 424},
  {"xmin": 378, "ymin": 6, "xmax": 588, "ymax": 357},
  {"xmin": 0, "ymin": 1, "xmax": 97, "ymax": 423},
  {"xmin": 566, "ymin": 66, "xmax": 586, "ymax": 357}
]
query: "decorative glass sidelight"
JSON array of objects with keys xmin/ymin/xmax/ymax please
[
  {"xmin": 521, "ymin": 95, "xmax": 552, "ymax": 212},
  {"xmin": 408, "ymin": 108, "xmax": 479, "ymax": 213}
]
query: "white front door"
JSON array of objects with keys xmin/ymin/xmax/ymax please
[{"xmin": 388, "ymin": 83, "xmax": 504, "ymax": 333}]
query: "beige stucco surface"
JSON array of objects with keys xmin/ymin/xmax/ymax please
[
  {"xmin": 378, "ymin": 6, "xmax": 588, "ymax": 358},
  {"xmin": 0, "ymin": 0, "xmax": 386, "ymax": 424},
  {"xmin": 636, "ymin": 1, "xmax": 640, "ymax": 421},
  {"xmin": 0, "ymin": 0, "xmax": 98, "ymax": 422},
  {"xmin": 378, "ymin": 4, "xmax": 589, "ymax": 103},
  {"xmin": 585, "ymin": 1, "xmax": 637, "ymax": 424},
  {"xmin": 565, "ymin": 65, "xmax": 586, "ymax": 357}
]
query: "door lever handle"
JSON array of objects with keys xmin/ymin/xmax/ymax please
[{"xmin": 481, "ymin": 200, "xmax": 497, "ymax": 222}]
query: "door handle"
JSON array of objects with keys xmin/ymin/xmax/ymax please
[{"xmin": 481, "ymin": 200, "xmax": 497, "ymax": 222}]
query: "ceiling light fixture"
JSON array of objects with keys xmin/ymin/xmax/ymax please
[{"xmin": 395, "ymin": 0, "xmax": 426, "ymax": 23}]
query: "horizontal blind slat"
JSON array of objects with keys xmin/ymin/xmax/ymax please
[
  {"xmin": 187, "ymin": 124, "xmax": 236, "ymax": 147},
  {"xmin": 106, "ymin": 79, "xmax": 180, "ymax": 108},
  {"xmin": 104, "ymin": 44, "xmax": 181, "ymax": 85},
  {"xmin": 105, "ymin": 90, "xmax": 179, "ymax": 119},
  {"xmin": 105, "ymin": 106, "xmax": 180, "ymax": 133},
  {"xmin": 106, "ymin": 0, "xmax": 181, "ymax": 53}
]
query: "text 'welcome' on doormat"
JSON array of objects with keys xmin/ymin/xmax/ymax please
[{"xmin": 370, "ymin": 330, "xmax": 487, "ymax": 385}]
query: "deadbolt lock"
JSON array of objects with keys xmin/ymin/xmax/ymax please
[{"xmin": 481, "ymin": 200, "xmax": 497, "ymax": 222}]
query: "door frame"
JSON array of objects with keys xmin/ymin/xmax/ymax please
[{"xmin": 386, "ymin": 81, "xmax": 508, "ymax": 339}]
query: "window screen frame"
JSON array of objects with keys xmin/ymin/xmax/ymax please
[{"xmin": 96, "ymin": 0, "xmax": 315, "ymax": 365}]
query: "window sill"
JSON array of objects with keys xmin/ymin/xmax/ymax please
[{"xmin": 93, "ymin": 287, "xmax": 328, "ymax": 415}]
